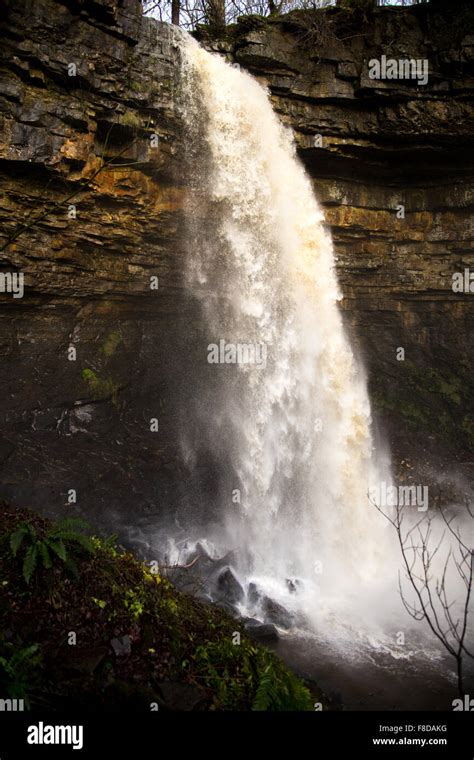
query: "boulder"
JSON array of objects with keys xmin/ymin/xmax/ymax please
[
  {"xmin": 262, "ymin": 596, "xmax": 293, "ymax": 630},
  {"xmin": 213, "ymin": 599, "xmax": 240, "ymax": 618},
  {"xmin": 244, "ymin": 619, "xmax": 279, "ymax": 643},
  {"xmin": 286, "ymin": 578, "xmax": 303, "ymax": 594},
  {"xmin": 214, "ymin": 566, "xmax": 245, "ymax": 605},
  {"xmin": 247, "ymin": 582, "xmax": 261, "ymax": 605}
]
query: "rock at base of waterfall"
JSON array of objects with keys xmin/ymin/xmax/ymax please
[
  {"xmin": 182, "ymin": 541, "xmax": 215, "ymax": 577},
  {"xmin": 195, "ymin": 590, "xmax": 214, "ymax": 605},
  {"xmin": 215, "ymin": 566, "xmax": 245, "ymax": 605},
  {"xmin": 213, "ymin": 599, "xmax": 241, "ymax": 617},
  {"xmin": 214, "ymin": 549, "xmax": 239, "ymax": 570},
  {"xmin": 247, "ymin": 581, "xmax": 261, "ymax": 605},
  {"xmin": 243, "ymin": 618, "xmax": 279, "ymax": 642},
  {"xmin": 261, "ymin": 596, "xmax": 294, "ymax": 629},
  {"xmin": 166, "ymin": 542, "xmax": 215, "ymax": 595},
  {"xmin": 286, "ymin": 578, "xmax": 303, "ymax": 594}
]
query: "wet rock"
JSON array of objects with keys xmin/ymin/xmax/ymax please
[
  {"xmin": 213, "ymin": 599, "xmax": 240, "ymax": 618},
  {"xmin": 262, "ymin": 596, "xmax": 293, "ymax": 630},
  {"xmin": 195, "ymin": 590, "xmax": 213, "ymax": 605},
  {"xmin": 247, "ymin": 582, "xmax": 261, "ymax": 605},
  {"xmin": 215, "ymin": 566, "xmax": 245, "ymax": 605},
  {"xmin": 286, "ymin": 578, "xmax": 303, "ymax": 594},
  {"xmin": 185, "ymin": 542, "xmax": 217, "ymax": 579},
  {"xmin": 242, "ymin": 616, "xmax": 261, "ymax": 627},
  {"xmin": 194, "ymin": 541, "xmax": 213, "ymax": 559},
  {"xmin": 0, "ymin": 0, "xmax": 472, "ymax": 533},
  {"xmin": 211, "ymin": 549, "xmax": 240, "ymax": 574},
  {"xmin": 244, "ymin": 619, "xmax": 279, "ymax": 643}
]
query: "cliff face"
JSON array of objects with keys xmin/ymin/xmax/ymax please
[
  {"xmin": 0, "ymin": 0, "xmax": 189, "ymax": 530},
  {"xmin": 0, "ymin": 1, "xmax": 473, "ymax": 528}
]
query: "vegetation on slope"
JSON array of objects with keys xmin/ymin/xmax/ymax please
[{"xmin": 0, "ymin": 504, "xmax": 316, "ymax": 711}]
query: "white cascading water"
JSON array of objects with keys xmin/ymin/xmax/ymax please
[
  {"xmin": 177, "ymin": 33, "xmax": 394, "ymax": 626},
  {"xmin": 164, "ymin": 31, "xmax": 471, "ymax": 691}
]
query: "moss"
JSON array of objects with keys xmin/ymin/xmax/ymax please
[
  {"xmin": 81, "ymin": 367, "xmax": 120, "ymax": 404},
  {"xmin": 404, "ymin": 363, "xmax": 463, "ymax": 407},
  {"xmin": 373, "ymin": 391, "xmax": 430, "ymax": 429},
  {"xmin": 235, "ymin": 14, "xmax": 267, "ymax": 31},
  {"xmin": 336, "ymin": 0, "xmax": 375, "ymax": 9},
  {"xmin": 373, "ymin": 358, "xmax": 473, "ymax": 451},
  {"xmin": 120, "ymin": 111, "xmax": 140, "ymax": 129},
  {"xmin": 0, "ymin": 504, "xmax": 318, "ymax": 712},
  {"xmin": 102, "ymin": 331, "xmax": 122, "ymax": 358}
]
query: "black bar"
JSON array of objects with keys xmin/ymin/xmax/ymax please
[{"xmin": 0, "ymin": 711, "xmax": 471, "ymax": 757}]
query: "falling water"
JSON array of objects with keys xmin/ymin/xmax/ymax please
[
  {"xmin": 158, "ymin": 33, "xmax": 472, "ymax": 703},
  {"xmin": 175, "ymin": 33, "xmax": 394, "ymax": 621}
]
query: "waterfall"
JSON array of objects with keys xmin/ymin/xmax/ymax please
[{"xmin": 173, "ymin": 32, "xmax": 395, "ymax": 631}]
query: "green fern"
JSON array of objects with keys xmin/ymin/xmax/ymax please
[
  {"xmin": 23, "ymin": 545, "xmax": 38, "ymax": 584},
  {"xmin": 252, "ymin": 656, "xmax": 313, "ymax": 711},
  {"xmin": 38, "ymin": 542, "xmax": 52, "ymax": 570},
  {"xmin": 10, "ymin": 524, "xmax": 35, "ymax": 556},
  {"xmin": 52, "ymin": 532, "xmax": 94, "ymax": 554},
  {"xmin": 52, "ymin": 517, "xmax": 90, "ymax": 533},
  {"xmin": 47, "ymin": 538, "xmax": 67, "ymax": 562},
  {"xmin": 252, "ymin": 665, "xmax": 275, "ymax": 710},
  {"xmin": 103, "ymin": 533, "xmax": 118, "ymax": 550},
  {"xmin": 0, "ymin": 642, "xmax": 41, "ymax": 703},
  {"xmin": 190, "ymin": 638, "xmax": 313, "ymax": 711},
  {"xmin": 64, "ymin": 555, "xmax": 79, "ymax": 579},
  {"xmin": 7, "ymin": 516, "xmax": 96, "ymax": 584}
]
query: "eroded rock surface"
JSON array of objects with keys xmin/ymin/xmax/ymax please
[{"xmin": 0, "ymin": 2, "xmax": 473, "ymax": 532}]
